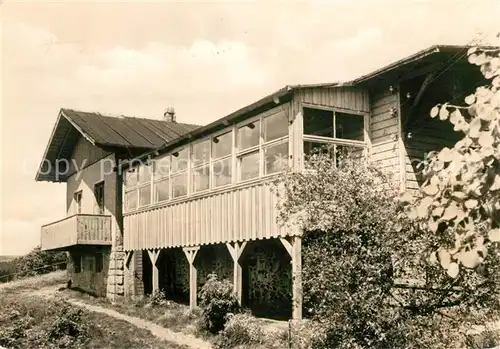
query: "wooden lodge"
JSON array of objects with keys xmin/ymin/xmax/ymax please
[{"xmin": 36, "ymin": 45, "xmax": 486, "ymax": 318}]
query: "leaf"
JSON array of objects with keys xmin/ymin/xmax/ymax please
[
  {"xmin": 438, "ymin": 147, "xmax": 453, "ymax": 162},
  {"xmin": 438, "ymin": 249, "xmax": 451, "ymax": 269},
  {"xmin": 489, "ymin": 229, "xmax": 500, "ymax": 242},
  {"xmin": 464, "ymin": 94, "xmax": 475, "ymax": 105},
  {"xmin": 490, "ymin": 175, "xmax": 500, "ymax": 191},
  {"xmin": 464, "ymin": 199, "xmax": 478, "ymax": 209},
  {"xmin": 417, "ymin": 197, "xmax": 434, "ymax": 218},
  {"xmin": 423, "ymin": 184, "xmax": 439, "ymax": 196},
  {"xmin": 399, "ymin": 191, "xmax": 415, "ymax": 204},
  {"xmin": 478, "ymin": 133, "xmax": 494, "ymax": 147},
  {"xmin": 430, "ymin": 106, "xmax": 439, "ymax": 118},
  {"xmin": 429, "ymin": 219, "xmax": 439, "ymax": 233},
  {"xmin": 449, "ymin": 109, "xmax": 463, "ymax": 125},
  {"xmin": 446, "ymin": 262, "xmax": 459, "ymax": 278},
  {"xmin": 469, "ymin": 118, "xmax": 481, "ymax": 138},
  {"xmin": 458, "ymin": 250, "xmax": 482, "ymax": 268},
  {"xmin": 442, "ymin": 204, "xmax": 459, "ymax": 220},
  {"xmin": 467, "ymin": 47, "xmax": 477, "ymax": 55},
  {"xmin": 432, "ymin": 206, "xmax": 444, "ymax": 217},
  {"xmin": 439, "ymin": 105, "xmax": 449, "ymax": 120}
]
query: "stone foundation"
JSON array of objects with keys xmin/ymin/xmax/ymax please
[{"xmin": 106, "ymin": 246, "xmax": 125, "ymax": 299}]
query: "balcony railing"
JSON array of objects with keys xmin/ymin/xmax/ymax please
[{"xmin": 41, "ymin": 214, "xmax": 112, "ymax": 251}]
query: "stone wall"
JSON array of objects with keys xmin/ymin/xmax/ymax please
[{"xmin": 68, "ymin": 246, "xmax": 110, "ymax": 297}]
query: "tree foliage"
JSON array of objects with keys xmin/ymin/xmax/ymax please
[{"xmin": 401, "ymin": 45, "xmax": 500, "ymax": 281}]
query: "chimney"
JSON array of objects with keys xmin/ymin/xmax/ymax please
[{"xmin": 164, "ymin": 107, "xmax": 176, "ymax": 123}]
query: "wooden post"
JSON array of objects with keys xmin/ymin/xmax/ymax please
[
  {"xmin": 226, "ymin": 241, "xmax": 247, "ymax": 305},
  {"xmin": 280, "ymin": 236, "xmax": 303, "ymax": 320},
  {"xmin": 183, "ymin": 247, "xmax": 200, "ymax": 310},
  {"xmin": 147, "ymin": 250, "xmax": 160, "ymax": 294}
]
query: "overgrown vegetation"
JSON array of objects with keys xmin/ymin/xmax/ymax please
[
  {"xmin": 198, "ymin": 273, "xmax": 241, "ymax": 333},
  {"xmin": 0, "ymin": 246, "xmax": 67, "ymax": 283},
  {"xmin": 274, "ymin": 43, "xmax": 500, "ymax": 348},
  {"xmin": 0, "ymin": 273, "xmax": 182, "ymax": 349}
]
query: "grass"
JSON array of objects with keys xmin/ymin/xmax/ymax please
[{"xmin": 0, "ymin": 273, "xmax": 187, "ymax": 349}]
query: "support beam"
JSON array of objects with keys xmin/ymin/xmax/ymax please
[
  {"xmin": 183, "ymin": 247, "xmax": 200, "ymax": 310},
  {"xmin": 405, "ymin": 72, "xmax": 435, "ymax": 127},
  {"xmin": 280, "ymin": 236, "xmax": 303, "ymax": 320},
  {"xmin": 226, "ymin": 241, "xmax": 247, "ymax": 305},
  {"xmin": 124, "ymin": 251, "xmax": 133, "ymax": 271},
  {"xmin": 147, "ymin": 250, "xmax": 160, "ymax": 294}
]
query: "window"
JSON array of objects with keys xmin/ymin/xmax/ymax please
[
  {"xmin": 125, "ymin": 189, "xmax": 138, "ymax": 211},
  {"xmin": 154, "ymin": 156, "xmax": 170, "ymax": 202},
  {"xmin": 124, "ymin": 163, "xmax": 153, "ymax": 210},
  {"xmin": 238, "ymin": 121, "xmax": 260, "ymax": 150},
  {"xmin": 237, "ymin": 107, "xmax": 290, "ymax": 181},
  {"xmin": 302, "ymin": 107, "xmax": 366, "ymax": 167},
  {"xmin": 192, "ymin": 140, "xmax": 210, "ymax": 193},
  {"xmin": 171, "ymin": 147, "xmax": 188, "ymax": 198},
  {"xmin": 94, "ymin": 181, "xmax": 105, "ymax": 215},
  {"xmin": 212, "ymin": 132, "xmax": 232, "ymax": 187},
  {"xmin": 73, "ymin": 255, "xmax": 82, "ymax": 273},
  {"xmin": 264, "ymin": 141, "xmax": 289, "ymax": 175},
  {"xmin": 264, "ymin": 109, "xmax": 288, "ymax": 142},
  {"xmin": 239, "ymin": 151, "xmax": 260, "ymax": 181},
  {"xmin": 95, "ymin": 253, "xmax": 103, "ymax": 273},
  {"xmin": 74, "ymin": 191, "xmax": 82, "ymax": 214}
]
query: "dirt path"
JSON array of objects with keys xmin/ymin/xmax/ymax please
[
  {"xmin": 10, "ymin": 275, "xmax": 213, "ymax": 349},
  {"xmin": 65, "ymin": 298, "xmax": 212, "ymax": 349}
]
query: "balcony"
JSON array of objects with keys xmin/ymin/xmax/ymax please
[{"xmin": 41, "ymin": 214, "xmax": 112, "ymax": 251}]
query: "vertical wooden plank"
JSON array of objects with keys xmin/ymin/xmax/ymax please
[{"xmin": 292, "ymin": 236, "xmax": 302, "ymax": 320}]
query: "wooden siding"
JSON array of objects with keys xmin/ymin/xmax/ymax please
[
  {"xmin": 404, "ymin": 114, "xmax": 461, "ymax": 192},
  {"xmin": 41, "ymin": 214, "xmax": 112, "ymax": 251},
  {"xmin": 369, "ymin": 89, "xmax": 400, "ymax": 180},
  {"xmin": 124, "ymin": 180, "xmax": 287, "ymax": 251},
  {"xmin": 295, "ymin": 87, "xmax": 370, "ymax": 113},
  {"xmin": 69, "ymin": 135, "xmax": 111, "ymax": 176}
]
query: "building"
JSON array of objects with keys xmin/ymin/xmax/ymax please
[{"xmin": 36, "ymin": 45, "xmax": 486, "ymax": 320}]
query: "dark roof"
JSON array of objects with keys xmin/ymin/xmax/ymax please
[
  {"xmin": 35, "ymin": 109, "xmax": 200, "ymax": 182},
  {"xmin": 61, "ymin": 109, "xmax": 200, "ymax": 148}
]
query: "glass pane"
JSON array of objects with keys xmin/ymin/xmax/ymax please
[
  {"xmin": 155, "ymin": 179, "xmax": 169, "ymax": 202},
  {"xmin": 192, "ymin": 165, "xmax": 210, "ymax": 192},
  {"xmin": 125, "ymin": 169, "xmax": 137, "ymax": 187},
  {"xmin": 154, "ymin": 156, "xmax": 170, "ymax": 179},
  {"xmin": 172, "ymin": 174, "xmax": 187, "ymax": 198},
  {"xmin": 192, "ymin": 139, "xmax": 210, "ymax": 167},
  {"xmin": 139, "ymin": 185, "xmax": 151, "ymax": 206},
  {"xmin": 213, "ymin": 157, "xmax": 232, "ymax": 187},
  {"xmin": 264, "ymin": 110, "xmax": 288, "ymax": 142},
  {"xmin": 303, "ymin": 141, "xmax": 332, "ymax": 157},
  {"xmin": 212, "ymin": 132, "xmax": 232, "ymax": 159},
  {"xmin": 264, "ymin": 141, "xmax": 289, "ymax": 175},
  {"xmin": 303, "ymin": 107, "xmax": 334, "ymax": 137},
  {"xmin": 138, "ymin": 164, "xmax": 152, "ymax": 184},
  {"xmin": 335, "ymin": 112, "xmax": 364, "ymax": 141},
  {"xmin": 239, "ymin": 151, "xmax": 260, "ymax": 181},
  {"xmin": 125, "ymin": 190, "xmax": 137, "ymax": 211},
  {"xmin": 171, "ymin": 148, "xmax": 188, "ymax": 173},
  {"xmin": 238, "ymin": 120, "xmax": 260, "ymax": 150}
]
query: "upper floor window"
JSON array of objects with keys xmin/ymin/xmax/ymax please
[
  {"xmin": 302, "ymin": 107, "xmax": 366, "ymax": 167},
  {"xmin": 123, "ymin": 104, "xmax": 291, "ymax": 213},
  {"xmin": 94, "ymin": 181, "xmax": 105, "ymax": 215},
  {"xmin": 74, "ymin": 190, "xmax": 82, "ymax": 214}
]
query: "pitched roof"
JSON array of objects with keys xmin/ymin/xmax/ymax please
[
  {"xmin": 61, "ymin": 109, "xmax": 200, "ymax": 148},
  {"xmin": 35, "ymin": 109, "xmax": 200, "ymax": 182}
]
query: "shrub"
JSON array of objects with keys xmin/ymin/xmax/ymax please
[
  {"xmin": 216, "ymin": 313, "xmax": 264, "ymax": 348},
  {"xmin": 146, "ymin": 289, "xmax": 168, "ymax": 307},
  {"xmin": 47, "ymin": 304, "xmax": 88, "ymax": 345},
  {"xmin": 199, "ymin": 273, "xmax": 240, "ymax": 333},
  {"xmin": 466, "ymin": 329, "xmax": 500, "ymax": 349}
]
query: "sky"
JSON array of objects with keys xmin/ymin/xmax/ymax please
[{"xmin": 0, "ymin": 0, "xmax": 499, "ymax": 256}]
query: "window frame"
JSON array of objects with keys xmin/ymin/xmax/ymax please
[
  {"xmin": 74, "ymin": 190, "xmax": 82, "ymax": 214},
  {"xmin": 191, "ymin": 139, "xmax": 211, "ymax": 194},
  {"xmin": 93, "ymin": 181, "xmax": 105, "ymax": 215},
  {"xmin": 301, "ymin": 104, "xmax": 368, "ymax": 168},
  {"xmin": 236, "ymin": 106, "xmax": 290, "ymax": 183}
]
